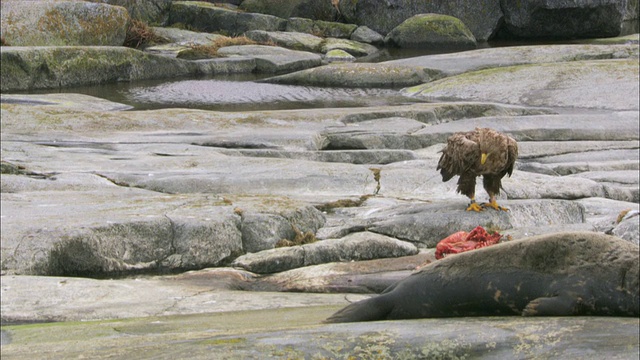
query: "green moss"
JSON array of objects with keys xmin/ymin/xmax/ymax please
[{"xmin": 196, "ymin": 337, "xmax": 246, "ymax": 346}]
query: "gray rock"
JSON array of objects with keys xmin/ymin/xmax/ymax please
[
  {"xmin": 0, "ymin": 47, "xmax": 194, "ymax": 91},
  {"xmin": 237, "ymin": 11, "xmax": 287, "ymax": 34},
  {"xmin": 232, "ymin": 246, "xmax": 306, "ymax": 274},
  {"xmin": 168, "ymin": 1, "xmax": 286, "ymax": 36},
  {"xmin": 338, "ymin": 0, "xmax": 503, "ymax": 41},
  {"xmin": 1, "ymin": 1, "xmax": 129, "ymax": 46},
  {"xmin": 350, "ymin": 26, "xmax": 385, "ymax": 44},
  {"xmin": 150, "ymin": 27, "xmax": 225, "ymax": 45},
  {"xmin": 387, "ymin": 43, "xmax": 640, "ymax": 77},
  {"xmin": 0, "ymin": 93, "xmax": 133, "ymax": 111},
  {"xmin": 411, "ymin": 112, "xmax": 640, "ymax": 147},
  {"xmin": 240, "ymin": 0, "xmax": 338, "ymax": 21},
  {"xmin": 261, "ymin": 63, "xmax": 439, "ymax": 88},
  {"xmin": 612, "ymin": 212, "xmax": 640, "ymax": 245},
  {"xmin": 0, "ymin": 189, "xmax": 245, "ymax": 276},
  {"xmin": 251, "ymin": 251, "xmax": 434, "ymax": 293},
  {"xmin": 313, "ymin": 20, "xmax": 357, "ymax": 38},
  {"xmin": 367, "ymin": 200, "xmax": 585, "ymax": 247},
  {"xmin": 218, "ymin": 149, "xmax": 417, "ymax": 165},
  {"xmin": 216, "ymin": 45, "xmax": 322, "ymax": 73},
  {"xmin": 88, "ymin": 0, "xmax": 172, "ymax": 24},
  {"xmin": 324, "ymin": 49, "xmax": 356, "ymax": 63},
  {"xmin": 286, "ymin": 17, "xmax": 315, "ymax": 33},
  {"xmin": 318, "ymin": 117, "xmax": 426, "ymax": 150},
  {"xmin": 240, "ymin": 213, "xmax": 295, "ymax": 253},
  {"xmin": 384, "ymin": 13, "xmax": 477, "ymax": 50},
  {"xmin": 517, "ymin": 140, "xmax": 640, "ymax": 160},
  {"xmin": 0, "ymin": 306, "xmax": 637, "ymax": 358},
  {"xmin": 319, "ymin": 38, "xmax": 380, "ymax": 57},
  {"xmin": 576, "ymin": 197, "xmax": 640, "ymax": 232},
  {"xmin": 244, "ymin": 30, "xmax": 324, "ymax": 52},
  {"xmin": 501, "ymin": 0, "xmax": 634, "ymax": 38},
  {"xmin": 232, "ymin": 232, "xmax": 418, "ymax": 274},
  {"xmin": 0, "ymin": 272, "xmax": 369, "ymax": 323},
  {"xmin": 402, "ymin": 59, "xmax": 640, "ymax": 111}
]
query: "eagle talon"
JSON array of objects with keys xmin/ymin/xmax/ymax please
[
  {"xmin": 466, "ymin": 202, "xmax": 484, "ymax": 212},
  {"xmin": 482, "ymin": 201, "xmax": 509, "ymax": 212}
]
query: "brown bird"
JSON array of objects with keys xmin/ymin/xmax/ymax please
[{"xmin": 437, "ymin": 128, "xmax": 518, "ymax": 212}]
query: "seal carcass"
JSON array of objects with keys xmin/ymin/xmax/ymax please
[{"xmin": 324, "ymin": 232, "xmax": 639, "ymax": 323}]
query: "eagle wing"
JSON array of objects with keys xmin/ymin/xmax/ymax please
[
  {"xmin": 504, "ymin": 135, "xmax": 518, "ymax": 177},
  {"xmin": 437, "ymin": 132, "xmax": 480, "ymax": 182}
]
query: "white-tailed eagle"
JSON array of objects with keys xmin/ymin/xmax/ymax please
[{"xmin": 437, "ymin": 128, "xmax": 518, "ymax": 212}]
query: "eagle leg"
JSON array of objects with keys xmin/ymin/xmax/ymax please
[
  {"xmin": 482, "ymin": 194, "xmax": 509, "ymax": 211},
  {"xmin": 466, "ymin": 199, "xmax": 484, "ymax": 212}
]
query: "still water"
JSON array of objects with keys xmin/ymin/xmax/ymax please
[{"xmin": 28, "ymin": 73, "xmax": 425, "ymax": 112}]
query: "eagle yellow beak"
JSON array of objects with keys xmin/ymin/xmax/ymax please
[{"xmin": 481, "ymin": 153, "xmax": 488, "ymax": 165}]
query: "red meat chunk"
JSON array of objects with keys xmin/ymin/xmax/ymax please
[{"xmin": 435, "ymin": 226, "xmax": 502, "ymax": 259}]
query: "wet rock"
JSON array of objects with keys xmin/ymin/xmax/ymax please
[
  {"xmin": 0, "ymin": 272, "xmax": 368, "ymax": 323},
  {"xmin": 216, "ymin": 45, "xmax": 321, "ymax": 73},
  {"xmin": 501, "ymin": 0, "xmax": 634, "ymax": 38},
  {"xmin": 324, "ymin": 49, "xmax": 355, "ymax": 63},
  {"xmin": 384, "ymin": 13, "xmax": 477, "ymax": 50},
  {"xmin": 320, "ymin": 38, "xmax": 380, "ymax": 57},
  {"xmin": 1, "ymin": 1, "xmax": 129, "ymax": 46},
  {"xmin": 244, "ymin": 30, "xmax": 324, "ymax": 52},
  {"xmin": 261, "ymin": 63, "xmax": 438, "ymax": 88},
  {"xmin": 350, "ymin": 26, "xmax": 385, "ymax": 45},
  {"xmin": 232, "ymin": 232, "xmax": 418, "ymax": 274},
  {"xmin": 2, "ymin": 296, "xmax": 637, "ymax": 359},
  {"xmin": 0, "ymin": 47, "xmax": 207, "ymax": 92}
]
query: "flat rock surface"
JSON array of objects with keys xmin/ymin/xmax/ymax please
[{"xmin": 1, "ymin": 39, "xmax": 639, "ymax": 358}]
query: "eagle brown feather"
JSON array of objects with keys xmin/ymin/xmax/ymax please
[{"xmin": 437, "ymin": 128, "xmax": 518, "ymax": 211}]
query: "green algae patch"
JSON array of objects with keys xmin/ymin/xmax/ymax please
[
  {"xmin": 0, "ymin": 305, "xmax": 344, "ymax": 359},
  {"xmin": 386, "ymin": 13, "xmax": 477, "ymax": 49},
  {"xmin": 1, "ymin": 2, "xmax": 129, "ymax": 46}
]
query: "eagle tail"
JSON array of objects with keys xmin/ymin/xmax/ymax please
[{"xmin": 323, "ymin": 296, "xmax": 391, "ymax": 323}]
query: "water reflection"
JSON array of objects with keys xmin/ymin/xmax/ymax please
[{"xmin": 126, "ymin": 78, "xmax": 422, "ymax": 111}]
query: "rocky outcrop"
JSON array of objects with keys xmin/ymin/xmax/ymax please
[
  {"xmin": 216, "ymin": 45, "xmax": 322, "ymax": 73},
  {"xmin": 86, "ymin": 0, "xmax": 172, "ymax": 24},
  {"xmin": 240, "ymin": 0, "xmax": 339, "ymax": 22},
  {"xmin": 384, "ymin": 13, "xmax": 477, "ymax": 50},
  {"xmin": 261, "ymin": 63, "xmax": 440, "ymax": 88},
  {"xmin": 168, "ymin": 1, "xmax": 286, "ymax": 36},
  {"xmin": 245, "ymin": 30, "xmax": 324, "ymax": 52},
  {"xmin": 337, "ymin": 0, "xmax": 503, "ymax": 41},
  {"xmin": 336, "ymin": 0, "xmax": 638, "ymax": 41},
  {"xmin": 0, "ymin": 0, "xmax": 130, "ymax": 46},
  {"xmin": 401, "ymin": 59, "xmax": 640, "ymax": 111},
  {"xmin": 0, "ymin": 46, "xmax": 214, "ymax": 92},
  {"xmin": 500, "ymin": 0, "xmax": 637, "ymax": 39}
]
